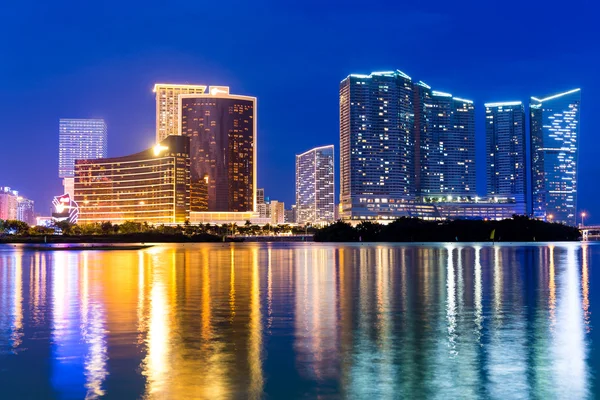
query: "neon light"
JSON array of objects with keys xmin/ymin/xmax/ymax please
[
  {"xmin": 432, "ymin": 91, "xmax": 452, "ymax": 97},
  {"xmin": 485, "ymin": 101, "xmax": 522, "ymax": 107},
  {"xmin": 395, "ymin": 70, "xmax": 412, "ymax": 80},
  {"xmin": 417, "ymin": 80, "xmax": 431, "ymax": 89},
  {"xmin": 532, "ymin": 88, "xmax": 581, "ymax": 103},
  {"xmin": 454, "ymin": 97, "xmax": 473, "ymax": 104}
]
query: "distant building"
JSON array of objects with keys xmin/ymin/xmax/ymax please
[
  {"xmin": 416, "ymin": 87, "xmax": 476, "ymax": 196},
  {"xmin": 17, "ymin": 197, "xmax": 35, "ymax": 225},
  {"xmin": 59, "ymin": 119, "xmax": 107, "ymax": 198},
  {"xmin": 180, "ymin": 86, "xmax": 257, "ymax": 224},
  {"xmin": 285, "ymin": 205, "xmax": 297, "ymax": 224},
  {"xmin": 0, "ymin": 187, "xmax": 19, "ymax": 220},
  {"xmin": 74, "ymin": 135, "xmax": 190, "ymax": 224},
  {"xmin": 154, "ymin": 83, "xmax": 207, "ymax": 142},
  {"xmin": 485, "ymin": 102, "xmax": 527, "ymax": 204},
  {"xmin": 270, "ymin": 200, "xmax": 285, "ymax": 225},
  {"xmin": 296, "ymin": 145, "xmax": 335, "ymax": 224},
  {"xmin": 256, "ymin": 188, "xmax": 265, "ymax": 205},
  {"xmin": 530, "ymin": 89, "xmax": 581, "ymax": 225}
]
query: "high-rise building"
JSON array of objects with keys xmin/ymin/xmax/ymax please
[
  {"xmin": 416, "ymin": 89, "xmax": 476, "ymax": 196},
  {"xmin": 270, "ymin": 200, "xmax": 285, "ymax": 225},
  {"xmin": 296, "ymin": 145, "xmax": 335, "ymax": 224},
  {"xmin": 74, "ymin": 135, "xmax": 190, "ymax": 224},
  {"xmin": 154, "ymin": 83, "xmax": 207, "ymax": 142},
  {"xmin": 530, "ymin": 89, "xmax": 581, "ymax": 225},
  {"xmin": 59, "ymin": 119, "xmax": 107, "ymax": 197},
  {"xmin": 0, "ymin": 187, "xmax": 19, "ymax": 220},
  {"xmin": 256, "ymin": 188, "xmax": 265, "ymax": 205},
  {"xmin": 285, "ymin": 205, "xmax": 297, "ymax": 224},
  {"xmin": 340, "ymin": 71, "xmax": 414, "ymax": 220},
  {"xmin": 179, "ymin": 86, "xmax": 257, "ymax": 224},
  {"xmin": 17, "ymin": 197, "xmax": 35, "ymax": 226},
  {"xmin": 485, "ymin": 102, "xmax": 527, "ymax": 203}
]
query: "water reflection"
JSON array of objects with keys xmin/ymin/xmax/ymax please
[{"xmin": 0, "ymin": 243, "xmax": 596, "ymax": 398}]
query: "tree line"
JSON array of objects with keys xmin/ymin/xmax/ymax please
[{"xmin": 314, "ymin": 216, "xmax": 580, "ymax": 242}]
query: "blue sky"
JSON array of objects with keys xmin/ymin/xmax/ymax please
[{"xmin": 0, "ymin": 0, "xmax": 598, "ymax": 222}]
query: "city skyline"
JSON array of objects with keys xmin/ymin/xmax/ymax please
[{"xmin": 0, "ymin": 1, "xmax": 596, "ymax": 223}]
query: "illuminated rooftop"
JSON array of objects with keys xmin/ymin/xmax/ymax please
[
  {"xmin": 153, "ymin": 83, "xmax": 207, "ymax": 93},
  {"xmin": 485, "ymin": 101, "xmax": 522, "ymax": 108},
  {"xmin": 531, "ymin": 88, "xmax": 581, "ymax": 103}
]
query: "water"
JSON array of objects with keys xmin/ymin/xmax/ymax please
[{"xmin": 0, "ymin": 242, "xmax": 598, "ymax": 399}]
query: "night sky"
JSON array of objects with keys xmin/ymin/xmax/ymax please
[{"xmin": 1, "ymin": 0, "xmax": 598, "ymax": 223}]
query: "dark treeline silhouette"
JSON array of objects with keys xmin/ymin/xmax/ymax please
[{"xmin": 314, "ymin": 216, "xmax": 580, "ymax": 242}]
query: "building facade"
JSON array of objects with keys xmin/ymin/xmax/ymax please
[
  {"xmin": 530, "ymin": 89, "xmax": 581, "ymax": 225},
  {"xmin": 0, "ymin": 187, "xmax": 19, "ymax": 220},
  {"xmin": 340, "ymin": 71, "xmax": 415, "ymax": 220},
  {"xmin": 270, "ymin": 200, "xmax": 285, "ymax": 225},
  {"xmin": 296, "ymin": 145, "xmax": 335, "ymax": 224},
  {"xmin": 179, "ymin": 86, "xmax": 256, "ymax": 224},
  {"xmin": 59, "ymin": 119, "xmax": 107, "ymax": 197},
  {"xmin": 74, "ymin": 135, "xmax": 190, "ymax": 224},
  {"xmin": 485, "ymin": 102, "xmax": 527, "ymax": 203},
  {"xmin": 154, "ymin": 84, "xmax": 207, "ymax": 142},
  {"xmin": 17, "ymin": 197, "xmax": 35, "ymax": 226}
]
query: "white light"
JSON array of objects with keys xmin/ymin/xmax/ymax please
[
  {"xmin": 484, "ymin": 101, "xmax": 522, "ymax": 108},
  {"xmin": 153, "ymin": 144, "xmax": 168, "ymax": 156}
]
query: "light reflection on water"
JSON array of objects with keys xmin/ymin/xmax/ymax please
[{"xmin": 0, "ymin": 242, "xmax": 597, "ymax": 399}]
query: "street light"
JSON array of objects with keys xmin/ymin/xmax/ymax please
[
  {"xmin": 581, "ymin": 212, "xmax": 586, "ymax": 228},
  {"xmin": 548, "ymin": 214, "xmax": 554, "ymax": 223}
]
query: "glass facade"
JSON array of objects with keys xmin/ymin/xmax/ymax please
[
  {"xmin": 339, "ymin": 71, "xmax": 414, "ymax": 220},
  {"xmin": 74, "ymin": 135, "xmax": 190, "ymax": 224},
  {"xmin": 296, "ymin": 145, "xmax": 335, "ymax": 224},
  {"xmin": 180, "ymin": 88, "xmax": 256, "ymax": 214},
  {"xmin": 59, "ymin": 119, "xmax": 107, "ymax": 178},
  {"xmin": 530, "ymin": 89, "xmax": 581, "ymax": 225},
  {"xmin": 154, "ymin": 84, "xmax": 207, "ymax": 142},
  {"xmin": 485, "ymin": 102, "xmax": 526, "ymax": 203}
]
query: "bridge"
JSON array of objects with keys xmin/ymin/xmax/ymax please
[{"xmin": 581, "ymin": 225, "xmax": 600, "ymax": 241}]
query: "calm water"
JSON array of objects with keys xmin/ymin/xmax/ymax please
[{"xmin": 0, "ymin": 242, "xmax": 598, "ymax": 399}]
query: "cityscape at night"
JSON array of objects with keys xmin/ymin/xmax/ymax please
[{"xmin": 1, "ymin": 0, "xmax": 599, "ymax": 398}]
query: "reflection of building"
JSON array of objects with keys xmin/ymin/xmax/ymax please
[
  {"xmin": 296, "ymin": 145, "xmax": 335, "ymax": 225},
  {"xmin": 17, "ymin": 197, "xmax": 35, "ymax": 225},
  {"xmin": 74, "ymin": 135, "xmax": 190, "ymax": 224},
  {"xmin": 59, "ymin": 119, "xmax": 107, "ymax": 198},
  {"xmin": 0, "ymin": 187, "xmax": 19, "ymax": 220},
  {"xmin": 485, "ymin": 102, "xmax": 527, "ymax": 204},
  {"xmin": 154, "ymin": 84, "xmax": 207, "ymax": 142},
  {"xmin": 179, "ymin": 87, "xmax": 256, "ymax": 224},
  {"xmin": 530, "ymin": 89, "xmax": 581, "ymax": 225}
]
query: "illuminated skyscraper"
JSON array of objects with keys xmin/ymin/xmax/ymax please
[
  {"xmin": 59, "ymin": 119, "xmax": 107, "ymax": 197},
  {"xmin": 154, "ymin": 83, "xmax": 207, "ymax": 142},
  {"xmin": 339, "ymin": 71, "xmax": 414, "ymax": 220},
  {"xmin": 296, "ymin": 145, "xmax": 335, "ymax": 224},
  {"xmin": 74, "ymin": 135, "xmax": 190, "ymax": 224},
  {"xmin": 17, "ymin": 197, "xmax": 35, "ymax": 225},
  {"xmin": 179, "ymin": 86, "xmax": 256, "ymax": 223},
  {"xmin": 530, "ymin": 89, "xmax": 581, "ymax": 225},
  {"xmin": 0, "ymin": 187, "xmax": 19, "ymax": 220},
  {"xmin": 485, "ymin": 102, "xmax": 526, "ymax": 202},
  {"xmin": 416, "ymin": 89, "xmax": 476, "ymax": 196}
]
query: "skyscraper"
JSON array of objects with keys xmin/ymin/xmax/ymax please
[
  {"xmin": 296, "ymin": 145, "xmax": 335, "ymax": 224},
  {"xmin": 485, "ymin": 102, "xmax": 526, "ymax": 202},
  {"xmin": 154, "ymin": 83, "xmax": 207, "ymax": 142},
  {"xmin": 530, "ymin": 89, "xmax": 581, "ymax": 225},
  {"xmin": 0, "ymin": 187, "xmax": 18, "ymax": 220},
  {"xmin": 59, "ymin": 119, "xmax": 107, "ymax": 197},
  {"xmin": 179, "ymin": 86, "xmax": 256, "ymax": 223},
  {"xmin": 416, "ymin": 90, "xmax": 476, "ymax": 196},
  {"xmin": 17, "ymin": 197, "xmax": 35, "ymax": 226},
  {"xmin": 339, "ymin": 71, "xmax": 414, "ymax": 220}
]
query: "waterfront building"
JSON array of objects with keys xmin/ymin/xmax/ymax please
[
  {"xmin": 17, "ymin": 197, "xmax": 35, "ymax": 225},
  {"xmin": 59, "ymin": 119, "xmax": 107, "ymax": 197},
  {"xmin": 154, "ymin": 83, "xmax": 207, "ymax": 142},
  {"xmin": 74, "ymin": 135, "xmax": 190, "ymax": 224},
  {"xmin": 257, "ymin": 188, "xmax": 265, "ymax": 205},
  {"xmin": 179, "ymin": 86, "xmax": 256, "ymax": 224},
  {"xmin": 270, "ymin": 200, "xmax": 285, "ymax": 225},
  {"xmin": 485, "ymin": 102, "xmax": 527, "ymax": 203},
  {"xmin": 0, "ymin": 187, "xmax": 19, "ymax": 220},
  {"xmin": 415, "ymin": 88, "xmax": 476, "ymax": 196},
  {"xmin": 340, "ymin": 70, "xmax": 476, "ymax": 220},
  {"xmin": 340, "ymin": 71, "xmax": 414, "ymax": 220},
  {"xmin": 530, "ymin": 89, "xmax": 581, "ymax": 225},
  {"xmin": 285, "ymin": 205, "xmax": 297, "ymax": 224},
  {"xmin": 296, "ymin": 145, "xmax": 335, "ymax": 224}
]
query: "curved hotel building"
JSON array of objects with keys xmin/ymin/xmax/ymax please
[
  {"xmin": 179, "ymin": 86, "xmax": 257, "ymax": 224},
  {"xmin": 74, "ymin": 135, "xmax": 190, "ymax": 224}
]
